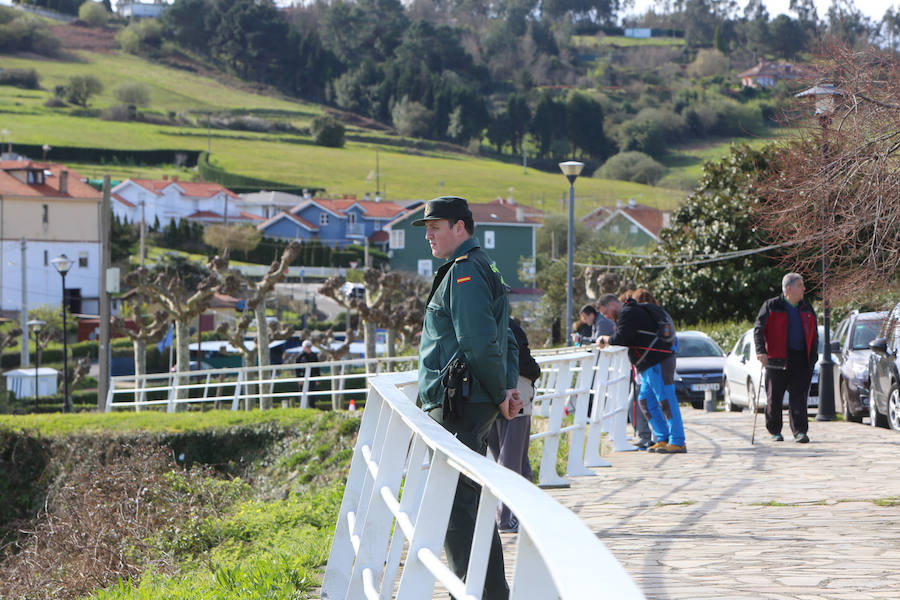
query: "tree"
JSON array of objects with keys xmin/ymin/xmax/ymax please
[
  {"xmin": 311, "ymin": 115, "xmax": 345, "ymax": 147},
  {"xmin": 506, "ymin": 93, "xmax": 531, "ymax": 154},
  {"xmin": 754, "ymin": 43, "xmax": 900, "ymax": 300},
  {"xmin": 596, "ymin": 151, "xmax": 667, "ymax": 185},
  {"xmin": 65, "ymin": 75, "xmax": 103, "ymax": 107},
  {"xmin": 78, "ymin": 1, "xmax": 109, "ymax": 27},
  {"xmin": 646, "ymin": 143, "xmax": 784, "ymax": 324},
  {"xmin": 203, "ymin": 224, "xmax": 261, "ymax": 260},
  {"xmin": 391, "ymin": 96, "xmax": 434, "ymax": 137},
  {"xmin": 114, "ymin": 82, "xmax": 151, "ymax": 107}
]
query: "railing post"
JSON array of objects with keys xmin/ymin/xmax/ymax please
[
  {"xmin": 537, "ymin": 359, "xmax": 572, "ymax": 489},
  {"xmin": 566, "ymin": 353, "xmax": 599, "ymax": 477}
]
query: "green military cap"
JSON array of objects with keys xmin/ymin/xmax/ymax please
[{"xmin": 412, "ymin": 196, "xmax": 473, "ymax": 227}]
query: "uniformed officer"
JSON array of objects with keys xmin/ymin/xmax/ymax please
[{"xmin": 415, "ymin": 196, "xmax": 521, "ymax": 600}]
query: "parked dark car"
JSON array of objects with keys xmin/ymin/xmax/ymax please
[
  {"xmin": 673, "ymin": 331, "xmax": 726, "ymax": 409},
  {"xmin": 868, "ymin": 301, "xmax": 900, "ymax": 431},
  {"xmin": 834, "ymin": 310, "xmax": 887, "ymax": 422}
]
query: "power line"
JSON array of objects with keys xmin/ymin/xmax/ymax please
[{"xmin": 570, "ymin": 241, "xmax": 795, "ymax": 270}]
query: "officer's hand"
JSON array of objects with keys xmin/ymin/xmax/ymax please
[
  {"xmin": 757, "ymin": 353, "xmax": 768, "ymax": 366},
  {"xmin": 596, "ymin": 336, "xmax": 609, "ymax": 348},
  {"xmin": 499, "ymin": 389, "xmax": 523, "ymax": 420}
]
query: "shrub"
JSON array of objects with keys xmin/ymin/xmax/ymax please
[
  {"xmin": 687, "ymin": 48, "xmax": 730, "ymax": 78},
  {"xmin": 0, "ymin": 15, "xmax": 61, "ymax": 56},
  {"xmin": 310, "ymin": 115, "xmax": 345, "ymax": 148},
  {"xmin": 0, "ymin": 68, "xmax": 40, "ymax": 89},
  {"xmin": 78, "ymin": 1, "xmax": 109, "ymax": 27},
  {"xmin": 597, "ymin": 151, "xmax": 667, "ymax": 185},
  {"xmin": 44, "ymin": 96, "xmax": 67, "ymax": 108},
  {"xmin": 115, "ymin": 19, "xmax": 162, "ymax": 54},
  {"xmin": 391, "ymin": 96, "xmax": 434, "ymax": 138},
  {"xmin": 101, "ymin": 103, "xmax": 135, "ymax": 121},
  {"xmin": 64, "ymin": 74, "xmax": 103, "ymax": 107},
  {"xmin": 114, "ymin": 82, "xmax": 150, "ymax": 107}
]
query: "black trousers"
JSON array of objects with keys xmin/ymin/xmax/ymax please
[
  {"xmin": 428, "ymin": 402, "xmax": 509, "ymax": 600},
  {"xmin": 765, "ymin": 349, "xmax": 813, "ymax": 436}
]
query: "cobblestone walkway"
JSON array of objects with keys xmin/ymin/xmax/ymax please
[{"xmin": 536, "ymin": 409, "xmax": 900, "ymax": 599}]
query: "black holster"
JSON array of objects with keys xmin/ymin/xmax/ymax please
[{"xmin": 442, "ymin": 358, "xmax": 471, "ymax": 421}]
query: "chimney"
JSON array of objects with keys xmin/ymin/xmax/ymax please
[
  {"xmin": 172, "ymin": 175, "xmax": 179, "ymax": 182},
  {"xmin": 59, "ymin": 169, "xmax": 68, "ymax": 195},
  {"xmin": 628, "ymin": 198, "xmax": 636, "ymax": 208},
  {"xmin": 162, "ymin": 174, "xmax": 168, "ymax": 181},
  {"xmin": 516, "ymin": 206, "xmax": 524, "ymax": 222}
]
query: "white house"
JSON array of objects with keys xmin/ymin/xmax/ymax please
[
  {"xmin": 0, "ymin": 158, "xmax": 102, "ymax": 315},
  {"xmin": 117, "ymin": 1, "xmax": 169, "ymax": 18},
  {"xmin": 111, "ymin": 177, "xmax": 263, "ymax": 227},
  {"xmin": 238, "ymin": 190, "xmax": 313, "ymax": 220}
]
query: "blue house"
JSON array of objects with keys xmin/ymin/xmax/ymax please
[{"xmin": 257, "ymin": 196, "xmax": 407, "ymax": 250}]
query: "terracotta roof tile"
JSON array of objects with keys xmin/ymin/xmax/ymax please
[
  {"xmin": 0, "ymin": 162, "xmax": 100, "ymax": 198},
  {"xmin": 132, "ymin": 178, "xmax": 239, "ymax": 199}
]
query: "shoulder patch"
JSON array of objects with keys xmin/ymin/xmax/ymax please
[
  {"xmin": 456, "ymin": 275, "xmax": 471, "ymax": 284},
  {"xmin": 489, "ymin": 262, "xmax": 508, "ymax": 287},
  {"xmin": 454, "ymin": 254, "xmax": 468, "ymax": 262}
]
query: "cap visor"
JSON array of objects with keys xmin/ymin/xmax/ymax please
[{"xmin": 411, "ymin": 216, "xmax": 442, "ymax": 226}]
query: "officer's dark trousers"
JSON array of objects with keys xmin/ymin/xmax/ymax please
[
  {"xmin": 429, "ymin": 402, "xmax": 510, "ymax": 600},
  {"xmin": 765, "ymin": 349, "xmax": 813, "ymax": 436}
]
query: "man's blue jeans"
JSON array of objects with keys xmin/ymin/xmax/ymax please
[{"xmin": 638, "ymin": 356, "xmax": 685, "ymax": 446}]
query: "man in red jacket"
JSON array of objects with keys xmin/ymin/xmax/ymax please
[{"xmin": 754, "ymin": 273, "xmax": 819, "ymax": 443}]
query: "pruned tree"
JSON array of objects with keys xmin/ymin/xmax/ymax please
[
  {"xmin": 203, "ymin": 224, "xmax": 261, "ymax": 260},
  {"xmin": 214, "ymin": 241, "xmax": 301, "ymax": 409},
  {"xmin": 755, "ymin": 42, "xmax": 900, "ymax": 302},
  {"xmin": 111, "ymin": 296, "xmax": 171, "ymax": 403},
  {"xmin": 124, "ymin": 256, "xmax": 240, "ymax": 402}
]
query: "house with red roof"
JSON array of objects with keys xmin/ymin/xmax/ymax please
[
  {"xmin": 737, "ymin": 60, "xmax": 815, "ymax": 89},
  {"xmin": 257, "ymin": 195, "xmax": 407, "ymax": 251},
  {"xmin": 583, "ymin": 199, "xmax": 671, "ymax": 247},
  {"xmin": 0, "ymin": 158, "xmax": 102, "ymax": 314},
  {"xmin": 111, "ymin": 176, "xmax": 261, "ymax": 227},
  {"xmin": 384, "ymin": 197, "xmax": 542, "ymax": 289}
]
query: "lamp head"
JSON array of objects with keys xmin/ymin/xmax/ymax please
[
  {"xmin": 27, "ymin": 319, "xmax": 46, "ymax": 333},
  {"xmin": 51, "ymin": 254, "xmax": 72, "ymax": 276},
  {"xmin": 559, "ymin": 160, "xmax": 584, "ymax": 184}
]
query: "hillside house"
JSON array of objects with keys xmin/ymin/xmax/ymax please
[
  {"xmin": 111, "ymin": 177, "xmax": 262, "ymax": 227},
  {"xmin": 737, "ymin": 61, "xmax": 812, "ymax": 88},
  {"xmin": 0, "ymin": 159, "xmax": 102, "ymax": 315},
  {"xmin": 584, "ymin": 199, "xmax": 670, "ymax": 248},
  {"xmin": 117, "ymin": 1, "xmax": 169, "ymax": 18},
  {"xmin": 257, "ymin": 195, "xmax": 406, "ymax": 250},
  {"xmin": 385, "ymin": 197, "xmax": 542, "ymax": 290}
]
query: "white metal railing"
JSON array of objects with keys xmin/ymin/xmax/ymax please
[
  {"xmin": 321, "ymin": 369, "xmax": 644, "ymax": 600},
  {"xmin": 530, "ymin": 348, "xmax": 632, "ymax": 487},
  {"xmin": 104, "ymin": 355, "xmax": 418, "ymax": 412}
]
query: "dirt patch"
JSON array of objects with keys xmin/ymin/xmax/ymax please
[{"xmin": 50, "ymin": 23, "xmax": 118, "ymax": 53}]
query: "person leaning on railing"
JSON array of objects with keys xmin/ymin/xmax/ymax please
[{"xmin": 414, "ymin": 196, "xmax": 522, "ymax": 600}]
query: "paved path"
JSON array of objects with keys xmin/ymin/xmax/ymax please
[{"xmin": 531, "ymin": 409, "xmax": 900, "ymax": 599}]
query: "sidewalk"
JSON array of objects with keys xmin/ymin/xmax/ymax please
[{"xmin": 541, "ymin": 409, "xmax": 900, "ymax": 599}]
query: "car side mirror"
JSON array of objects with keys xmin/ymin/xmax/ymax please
[
  {"xmin": 869, "ymin": 337, "xmax": 888, "ymax": 354},
  {"xmin": 829, "ymin": 341, "xmax": 841, "ymax": 354}
]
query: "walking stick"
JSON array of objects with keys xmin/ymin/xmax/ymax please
[{"xmin": 751, "ymin": 364, "xmax": 764, "ymax": 445}]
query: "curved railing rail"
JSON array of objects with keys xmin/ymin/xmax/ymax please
[{"xmin": 321, "ymin": 369, "xmax": 644, "ymax": 600}]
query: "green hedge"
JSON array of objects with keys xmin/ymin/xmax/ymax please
[
  {"xmin": 13, "ymin": 143, "xmax": 200, "ymax": 167},
  {"xmin": 198, "ymin": 152, "xmax": 323, "ymax": 196}
]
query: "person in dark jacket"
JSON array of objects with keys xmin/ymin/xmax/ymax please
[
  {"xmin": 295, "ymin": 340, "xmax": 321, "ymax": 393},
  {"xmin": 754, "ymin": 273, "xmax": 818, "ymax": 443},
  {"xmin": 597, "ymin": 290, "xmax": 686, "ymax": 453},
  {"xmin": 415, "ymin": 196, "xmax": 521, "ymax": 600},
  {"xmin": 488, "ymin": 317, "xmax": 541, "ymax": 533}
]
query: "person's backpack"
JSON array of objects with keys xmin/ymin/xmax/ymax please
[{"xmin": 632, "ymin": 302, "xmax": 676, "ymax": 368}]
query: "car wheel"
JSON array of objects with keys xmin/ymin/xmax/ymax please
[
  {"xmin": 747, "ymin": 379, "xmax": 759, "ymax": 413},
  {"xmin": 888, "ymin": 385, "xmax": 900, "ymax": 432},
  {"xmin": 841, "ymin": 378, "xmax": 862, "ymax": 423},
  {"xmin": 724, "ymin": 379, "xmax": 741, "ymax": 412}
]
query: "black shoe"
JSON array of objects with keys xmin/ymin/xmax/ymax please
[
  {"xmin": 794, "ymin": 432, "xmax": 809, "ymax": 444},
  {"xmin": 770, "ymin": 433, "xmax": 784, "ymax": 442}
]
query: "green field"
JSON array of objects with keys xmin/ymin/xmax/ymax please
[
  {"xmin": 0, "ymin": 47, "xmax": 791, "ymax": 214},
  {"xmin": 573, "ymin": 35, "xmax": 685, "ymax": 48}
]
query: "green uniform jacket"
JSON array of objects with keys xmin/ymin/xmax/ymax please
[{"xmin": 418, "ymin": 237, "xmax": 519, "ymax": 412}]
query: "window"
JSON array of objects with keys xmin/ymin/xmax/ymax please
[
  {"xmin": 417, "ymin": 259, "xmax": 433, "ymax": 277},
  {"xmin": 42, "ymin": 204, "xmax": 48, "ymax": 225},
  {"xmin": 348, "ymin": 213, "xmax": 357, "ymax": 224},
  {"xmin": 484, "ymin": 230, "xmax": 495, "ymax": 249},
  {"xmin": 610, "ymin": 225, "xmax": 619, "ymax": 233},
  {"xmin": 319, "ymin": 213, "xmax": 329, "ymax": 226},
  {"xmin": 629, "ymin": 224, "xmax": 638, "ymax": 234},
  {"xmin": 389, "ymin": 229, "xmax": 405, "ymax": 249},
  {"xmin": 79, "ymin": 252, "xmax": 88, "ymax": 268},
  {"xmin": 27, "ymin": 170, "xmax": 44, "ymax": 185}
]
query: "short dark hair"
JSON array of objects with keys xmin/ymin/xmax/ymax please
[{"xmin": 580, "ymin": 304, "xmax": 597, "ymax": 316}]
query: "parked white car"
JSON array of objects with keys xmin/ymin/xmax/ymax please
[{"xmin": 722, "ymin": 326, "xmax": 833, "ymax": 412}]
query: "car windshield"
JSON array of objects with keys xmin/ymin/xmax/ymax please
[
  {"xmin": 850, "ymin": 320, "xmax": 884, "ymax": 350},
  {"xmin": 677, "ymin": 337, "xmax": 724, "ymax": 358}
]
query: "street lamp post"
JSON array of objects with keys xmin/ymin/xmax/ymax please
[
  {"xmin": 27, "ymin": 319, "xmax": 46, "ymax": 410},
  {"xmin": 559, "ymin": 160, "xmax": 584, "ymax": 347},
  {"xmin": 51, "ymin": 254, "xmax": 73, "ymax": 413},
  {"xmin": 796, "ymin": 84, "xmax": 842, "ymax": 421}
]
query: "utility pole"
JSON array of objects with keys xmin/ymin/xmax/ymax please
[
  {"xmin": 98, "ymin": 176, "xmax": 111, "ymax": 410},
  {"xmin": 19, "ymin": 237, "xmax": 28, "ymax": 367},
  {"xmin": 139, "ymin": 200, "xmax": 145, "ymax": 268},
  {"xmin": 375, "ymin": 151, "xmax": 380, "ymax": 197}
]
